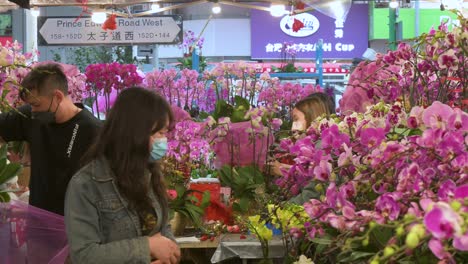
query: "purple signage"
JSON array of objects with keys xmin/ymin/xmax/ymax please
[{"xmin": 251, "ymin": 4, "xmax": 369, "ymax": 59}]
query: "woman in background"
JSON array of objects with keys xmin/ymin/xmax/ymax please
[
  {"xmin": 65, "ymin": 87, "xmax": 180, "ymax": 264},
  {"xmin": 291, "ymin": 92, "xmax": 336, "ymax": 132},
  {"xmin": 272, "ymin": 92, "xmax": 336, "ymax": 204}
]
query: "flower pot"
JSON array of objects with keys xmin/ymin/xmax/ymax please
[{"xmin": 170, "ymin": 212, "xmax": 188, "ymax": 236}]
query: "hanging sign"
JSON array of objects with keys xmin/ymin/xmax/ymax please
[{"xmin": 38, "ymin": 15, "xmax": 183, "ymax": 46}]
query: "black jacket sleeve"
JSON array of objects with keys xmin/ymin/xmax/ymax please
[{"xmin": 0, "ymin": 105, "xmax": 31, "ymax": 142}]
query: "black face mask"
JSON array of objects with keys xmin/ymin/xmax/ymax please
[{"xmin": 31, "ymin": 96, "xmax": 60, "ymax": 125}]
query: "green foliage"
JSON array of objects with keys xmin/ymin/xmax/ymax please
[
  {"xmin": 212, "ymin": 95, "xmax": 250, "ymax": 123},
  {"xmin": 169, "ymin": 185, "xmax": 211, "ymax": 228},
  {"xmin": 219, "ymin": 165, "xmax": 264, "ymax": 213},
  {"xmin": 177, "ymin": 55, "xmax": 207, "ymax": 72},
  {"xmin": 52, "ymin": 46, "xmax": 138, "ymax": 72},
  {"xmin": 0, "ymin": 144, "xmax": 22, "ymax": 202}
]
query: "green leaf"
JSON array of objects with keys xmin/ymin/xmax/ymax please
[
  {"xmin": 238, "ymin": 196, "xmax": 250, "ymax": 212},
  {"xmin": 200, "ymin": 191, "xmax": 211, "ymax": 209},
  {"xmin": 370, "ymin": 226, "xmax": 393, "ymax": 248},
  {"xmin": 198, "ymin": 111, "xmax": 209, "ymax": 120},
  {"xmin": 408, "ymin": 128, "xmax": 423, "ymax": 136},
  {"xmin": 212, "ymin": 100, "xmax": 233, "ymax": 121},
  {"xmin": 0, "ymin": 192, "xmax": 10, "ymax": 203},
  {"xmin": 234, "ymin": 96, "xmax": 250, "ymax": 110},
  {"xmin": 315, "ymin": 243, "xmax": 327, "ymax": 254},
  {"xmin": 0, "ymin": 163, "xmax": 21, "ymax": 185},
  {"xmin": 231, "ymin": 109, "xmax": 247, "ymax": 123},
  {"xmin": 338, "ymin": 251, "xmax": 375, "ymax": 262},
  {"xmin": 0, "ymin": 145, "xmax": 7, "ymax": 158},
  {"xmin": 310, "ymin": 237, "xmax": 333, "ymax": 245}
]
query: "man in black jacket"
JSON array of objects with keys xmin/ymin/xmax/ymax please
[{"xmin": 0, "ymin": 63, "xmax": 100, "ymax": 215}]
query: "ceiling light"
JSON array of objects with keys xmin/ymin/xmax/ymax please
[
  {"xmin": 91, "ymin": 10, "xmax": 107, "ymax": 24},
  {"xmin": 151, "ymin": 3, "xmax": 160, "ymax": 12},
  {"xmin": 212, "ymin": 3, "xmax": 221, "ymax": 14},
  {"xmin": 270, "ymin": 4, "xmax": 286, "ymax": 17},
  {"xmin": 389, "ymin": 0, "xmax": 399, "ymax": 9}
]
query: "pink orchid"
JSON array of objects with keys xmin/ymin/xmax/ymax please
[
  {"xmin": 424, "ymin": 202, "xmax": 463, "ymax": 240},
  {"xmin": 422, "ymin": 101, "xmax": 454, "ymax": 130}
]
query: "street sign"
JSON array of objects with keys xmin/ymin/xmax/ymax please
[
  {"xmin": 137, "ymin": 45, "xmax": 154, "ymax": 57},
  {"xmin": 38, "ymin": 15, "xmax": 183, "ymax": 46}
]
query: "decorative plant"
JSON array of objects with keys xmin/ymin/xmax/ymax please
[
  {"xmin": 246, "ymin": 214, "xmax": 274, "ymax": 263},
  {"xmin": 340, "ymin": 10, "xmax": 467, "ymax": 114},
  {"xmin": 271, "ymin": 42, "xmax": 304, "ymax": 73},
  {"xmin": 274, "ymin": 100, "xmax": 468, "ymax": 263},
  {"xmin": 145, "ymin": 68, "xmax": 213, "ymax": 114},
  {"xmin": 168, "ymin": 182, "xmax": 211, "ymax": 229},
  {"xmin": 177, "ymin": 30, "xmax": 207, "ymax": 71},
  {"xmin": 0, "ymin": 40, "xmax": 34, "ymax": 111},
  {"xmin": 218, "ymin": 165, "xmax": 264, "ymax": 214},
  {"xmin": 267, "ymin": 14, "xmax": 468, "ymax": 263},
  {"xmin": 84, "ymin": 62, "xmax": 143, "ymax": 118}
]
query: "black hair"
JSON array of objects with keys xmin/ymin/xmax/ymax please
[
  {"xmin": 20, "ymin": 63, "xmax": 68, "ymax": 100},
  {"xmin": 85, "ymin": 87, "xmax": 173, "ymax": 223}
]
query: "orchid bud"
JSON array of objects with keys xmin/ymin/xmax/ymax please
[
  {"xmin": 450, "ymin": 200, "xmax": 462, "ymax": 211},
  {"xmin": 405, "ymin": 232, "xmax": 419, "ymax": 249},
  {"xmin": 384, "ymin": 246, "xmax": 396, "ymax": 257}
]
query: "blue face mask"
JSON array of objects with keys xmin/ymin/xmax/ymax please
[{"xmin": 150, "ymin": 137, "xmax": 168, "ymax": 162}]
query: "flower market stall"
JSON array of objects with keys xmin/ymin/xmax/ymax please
[{"xmin": 0, "ymin": 1, "xmax": 467, "ymax": 263}]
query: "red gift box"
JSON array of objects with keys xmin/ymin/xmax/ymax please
[{"xmin": 189, "ymin": 179, "xmax": 232, "ymax": 224}]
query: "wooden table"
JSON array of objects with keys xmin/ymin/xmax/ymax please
[{"xmin": 176, "ymin": 236, "xmax": 220, "ymax": 264}]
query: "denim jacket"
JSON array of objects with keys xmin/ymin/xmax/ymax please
[{"xmin": 65, "ymin": 157, "xmax": 175, "ymax": 264}]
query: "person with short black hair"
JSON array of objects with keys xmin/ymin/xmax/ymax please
[{"xmin": 0, "ymin": 62, "xmax": 101, "ymax": 215}]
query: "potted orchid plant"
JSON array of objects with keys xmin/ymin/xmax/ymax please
[
  {"xmin": 270, "ymin": 11, "xmax": 467, "ymax": 263},
  {"xmin": 177, "ymin": 30, "xmax": 207, "ymax": 71},
  {"xmin": 84, "ymin": 62, "xmax": 143, "ymax": 119}
]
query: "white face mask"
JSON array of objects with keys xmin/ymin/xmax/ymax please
[{"xmin": 291, "ymin": 121, "xmax": 305, "ymax": 131}]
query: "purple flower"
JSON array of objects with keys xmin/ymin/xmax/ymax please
[
  {"xmin": 325, "ymin": 183, "xmax": 339, "ymax": 209},
  {"xmin": 437, "ymin": 49, "xmax": 459, "ymax": 70},
  {"xmin": 270, "ymin": 118, "xmax": 283, "ymax": 131},
  {"xmin": 448, "ymin": 108, "xmax": 468, "ymax": 131},
  {"xmin": 453, "ymin": 232, "xmax": 468, "ymax": 251},
  {"xmin": 321, "ymin": 125, "xmax": 350, "ymax": 153},
  {"xmin": 424, "ymin": 202, "xmax": 463, "ymax": 240},
  {"xmin": 422, "ymin": 101, "xmax": 454, "ymax": 130},
  {"xmin": 407, "ymin": 106, "xmax": 424, "ymax": 129},
  {"xmin": 342, "ymin": 205, "xmax": 356, "ymax": 220},
  {"xmin": 313, "ymin": 160, "xmax": 332, "ymax": 182},
  {"xmin": 360, "ymin": 127, "xmax": 386, "ymax": 148},
  {"xmin": 428, "ymin": 239, "xmax": 451, "ymax": 260},
  {"xmin": 454, "ymin": 184, "xmax": 468, "ymax": 200},
  {"xmin": 304, "ymin": 199, "xmax": 326, "ymax": 219},
  {"xmin": 375, "ymin": 192, "xmax": 401, "ymax": 221},
  {"xmin": 438, "ymin": 180, "xmax": 456, "ymax": 200}
]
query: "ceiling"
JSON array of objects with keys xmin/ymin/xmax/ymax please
[
  {"xmin": 1, "ymin": 0, "xmax": 307, "ymax": 18},
  {"xmin": 4, "ymin": 0, "xmax": 289, "ymax": 8}
]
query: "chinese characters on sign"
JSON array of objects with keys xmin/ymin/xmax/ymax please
[
  {"xmin": 251, "ymin": 4, "xmax": 369, "ymax": 59},
  {"xmin": 38, "ymin": 16, "xmax": 183, "ymax": 45},
  {"xmin": 264, "ymin": 42, "xmax": 355, "ymax": 53}
]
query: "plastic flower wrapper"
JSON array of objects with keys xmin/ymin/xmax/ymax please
[{"xmin": 0, "ymin": 200, "xmax": 69, "ymax": 264}]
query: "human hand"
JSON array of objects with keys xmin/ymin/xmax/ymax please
[
  {"xmin": 267, "ymin": 160, "xmax": 283, "ymax": 176},
  {"xmin": 148, "ymin": 233, "xmax": 180, "ymax": 264}
]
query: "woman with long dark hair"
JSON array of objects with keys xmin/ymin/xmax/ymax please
[{"xmin": 64, "ymin": 87, "xmax": 180, "ymax": 263}]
